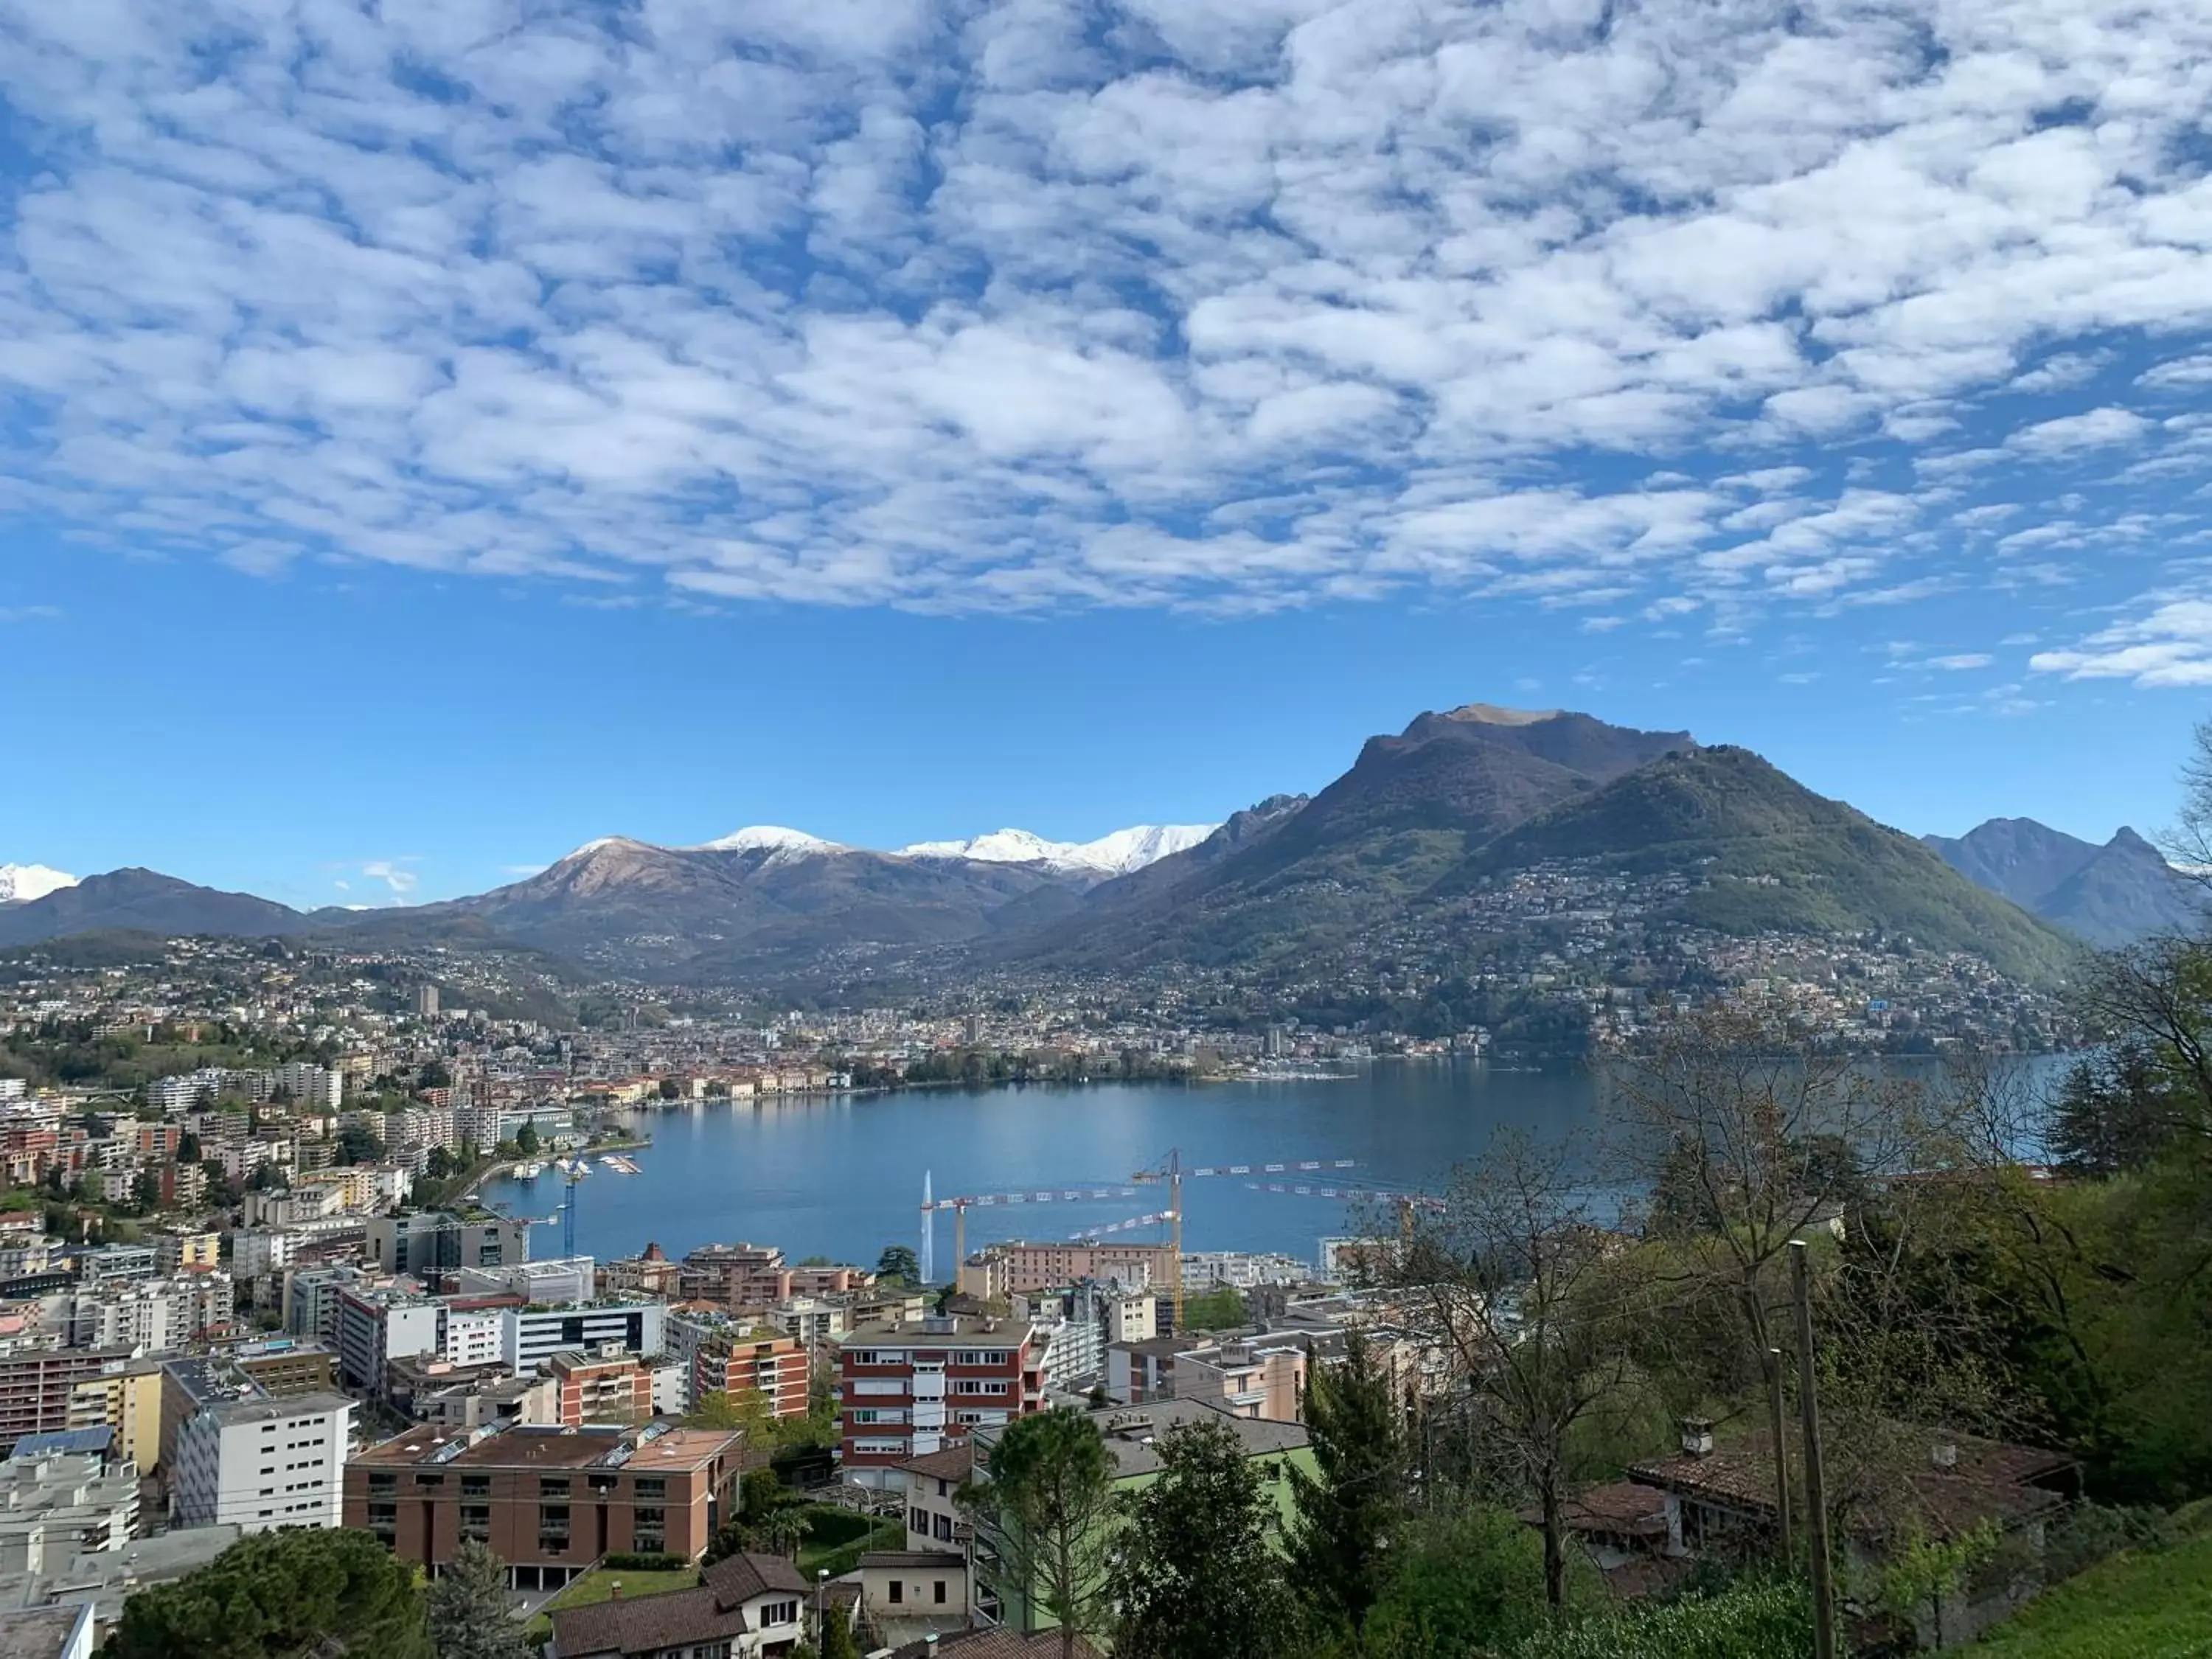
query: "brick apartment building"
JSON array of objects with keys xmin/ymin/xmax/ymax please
[
  {"xmin": 692, "ymin": 1331, "xmax": 810, "ymax": 1421},
  {"xmin": 959, "ymin": 1240, "xmax": 1175, "ymax": 1299},
  {"xmin": 0, "ymin": 1347, "xmax": 132, "ymax": 1455},
  {"xmin": 679, "ymin": 1241, "xmax": 871, "ymax": 1310},
  {"xmin": 344, "ymin": 1421, "xmax": 742, "ymax": 1590},
  {"xmin": 549, "ymin": 1347, "xmax": 655, "ymax": 1427},
  {"xmin": 837, "ymin": 1315, "xmax": 1046, "ymax": 1488}
]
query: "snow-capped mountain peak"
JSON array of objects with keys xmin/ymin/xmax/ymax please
[
  {"xmin": 0, "ymin": 863, "xmax": 78, "ymax": 904},
  {"xmin": 898, "ymin": 824, "xmax": 1218, "ymax": 876},
  {"xmin": 692, "ymin": 826, "xmax": 846, "ymax": 857}
]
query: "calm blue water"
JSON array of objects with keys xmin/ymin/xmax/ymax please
[{"xmin": 478, "ymin": 1062, "xmax": 1599, "ymax": 1273}]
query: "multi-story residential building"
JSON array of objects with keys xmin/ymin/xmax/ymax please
[
  {"xmin": 73, "ymin": 1243, "xmax": 156, "ymax": 1287},
  {"xmin": 152, "ymin": 1229, "xmax": 222, "ymax": 1276},
  {"xmin": 386, "ymin": 1355, "xmax": 560, "ymax": 1429},
  {"xmin": 60, "ymin": 1274, "xmax": 234, "ymax": 1350},
  {"xmin": 1104, "ymin": 1332, "xmax": 1310, "ymax": 1422},
  {"xmin": 501, "ymin": 1300, "xmax": 667, "ymax": 1375},
  {"xmin": 210, "ymin": 1335, "xmax": 340, "ymax": 1398},
  {"xmin": 171, "ymin": 1390, "xmax": 355, "ymax": 1533},
  {"xmin": 959, "ymin": 1239, "xmax": 1173, "ymax": 1299},
  {"xmin": 335, "ymin": 1287, "xmax": 446, "ymax": 1388},
  {"xmin": 0, "ymin": 1218, "xmax": 55, "ymax": 1280},
  {"xmin": 231, "ymin": 1226, "xmax": 302, "ymax": 1282},
  {"xmin": 66, "ymin": 1357, "xmax": 168, "ymax": 1474},
  {"xmin": 344, "ymin": 1421, "xmax": 743, "ymax": 1590},
  {"xmin": 274, "ymin": 1062, "xmax": 344, "ymax": 1112},
  {"xmin": 681, "ymin": 1336, "xmax": 814, "ymax": 1425},
  {"xmin": 0, "ymin": 1348, "xmax": 132, "ymax": 1456},
  {"xmin": 548, "ymin": 1346, "xmax": 655, "ymax": 1427},
  {"xmin": 453, "ymin": 1255, "xmax": 596, "ymax": 1307},
  {"xmin": 601, "ymin": 1243, "xmax": 684, "ymax": 1298},
  {"xmin": 0, "ymin": 1434, "xmax": 141, "ymax": 1557},
  {"xmin": 365, "ymin": 1212, "xmax": 529, "ymax": 1279},
  {"xmin": 837, "ymin": 1315, "xmax": 1048, "ymax": 1488}
]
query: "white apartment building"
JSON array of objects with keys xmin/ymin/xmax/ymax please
[
  {"xmin": 274, "ymin": 1062, "xmax": 344, "ymax": 1112},
  {"xmin": 502, "ymin": 1301, "xmax": 667, "ymax": 1374},
  {"xmin": 171, "ymin": 1391, "xmax": 354, "ymax": 1533},
  {"xmin": 441, "ymin": 1307, "xmax": 504, "ymax": 1368},
  {"xmin": 63, "ymin": 1276, "xmax": 234, "ymax": 1349},
  {"xmin": 335, "ymin": 1290, "xmax": 443, "ymax": 1388},
  {"xmin": 231, "ymin": 1228, "xmax": 302, "ymax": 1281},
  {"xmin": 452, "ymin": 1256, "xmax": 596, "ymax": 1307}
]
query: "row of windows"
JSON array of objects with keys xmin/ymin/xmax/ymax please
[{"xmin": 364, "ymin": 1471, "xmax": 669, "ymax": 1500}]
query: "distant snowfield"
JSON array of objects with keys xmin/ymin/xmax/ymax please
[{"xmin": 552, "ymin": 824, "xmax": 1217, "ymax": 877}]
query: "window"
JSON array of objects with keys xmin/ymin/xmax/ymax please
[
  {"xmin": 954, "ymin": 1380, "xmax": 1010, "ymax": 1397},
  {"xmin": 539, "ymin": 1477, "xmax": 570, "ymax": 1498},
  {"xmin": 366, "ymin": 1472, "xmax": 396, "ymax": 1495},
  {"xmin": 934, "ymin": 1580, "xmax": 948, "ymax": 1605},
  {"xmin": 460, "ymin": 1504, "xmax": 490, "ymax": 1542},
  {"xmin": 888, "ymin": 1581, "xmax": 904, "ymax": 1605},
  {"xmin": 934, "ymin": 1514, "xmax": 954, "ymax": 1543},
  {"xmin": 415, "ymin": 1472, "xmax": 443, "ymax": 1489},
  {"xmin": 757, "ymin": 1600, "xmax": 799, "ymax": 1628},
  {"xmin": 633, "ymin": 1475, "xmax": 667, "ymax": 1500},
  {"xmin": 909, "ymin": 1506, "xmax": 929, "ymax": 1534},
  {"xmin": 460, "ymin": 1475, "xmax": 490, "ymax": 1498},
  {"xmin": 634, "ymin": 1506, "xmax": 666, "ymax": 1552},
  {"xmin": 936, "ymin": 1479, "xmax": 949, "ymax": 1498}
]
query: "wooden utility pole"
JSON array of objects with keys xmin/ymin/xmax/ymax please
[
  {"xmin": 1791, "ymin": 1240, "xmax": 1837, "ymax": 1659},
  {"xmin": 1765, "ymin": 1345, "xmax": 1794, "ymax": 1559}
]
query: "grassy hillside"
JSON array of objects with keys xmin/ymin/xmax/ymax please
[
  {"xmin": 1967, "ymin": 1528, "xmax": 2212, "ymax": 1656},
  {"xmin": 1463, "ymin": 747, "xmax": 2085, "ymax": 987}
]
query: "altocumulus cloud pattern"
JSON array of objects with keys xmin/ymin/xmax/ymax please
[{"xmin": 3, "ymin": 0, "xmax": 2212, "ymax": 678}]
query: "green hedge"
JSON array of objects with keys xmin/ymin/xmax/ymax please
[{"xmin": 601, "ymin": 1552, "xmax": 689, "ymax": 1573}]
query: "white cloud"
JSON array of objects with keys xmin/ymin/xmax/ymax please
[
  {"xmin": 0, "ymin": 0, "xmax": 2206, "ymax": 624},
  {"xmin": 2033, "ymin": 596, "xmax": 2212, "ymax": 687},
  {"xmin": 329, "ymin": 858, "xmax": 422, "ymax": 899},
  {"xmin": 1927, "ymin": 653, "xmax": 1994, "ymax": 671},
  {"xmin": 2005, "ymin": 407, "xmax": 2152, "ymax": 459}
]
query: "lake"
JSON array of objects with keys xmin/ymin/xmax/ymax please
[{"xmin": 476, "ymin": 1060, "xmax": 1601, "ymax": 1274}]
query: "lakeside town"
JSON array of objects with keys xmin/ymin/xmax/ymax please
[{"xmin": 0, "ymin": 907, "xmax": 2146, "ymax": 1659}]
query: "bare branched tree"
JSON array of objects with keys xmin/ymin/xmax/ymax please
[{"xmin": 1374, "ymin": 1127, "xmax": 1637, "ymax": 1609}]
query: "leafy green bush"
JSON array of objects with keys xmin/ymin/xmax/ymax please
[{"xmin": 1514, "ymin": 1577, "xmax": 1812, "ymax": 1659}]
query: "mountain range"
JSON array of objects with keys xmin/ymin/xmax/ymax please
[
  {"xmin": 0, "ymin": 703, "xmax": 2150, "ymax": 984},
  {"xmin": 1925, "ymin": 818, "xmax": 2201, "ymax": 948}
]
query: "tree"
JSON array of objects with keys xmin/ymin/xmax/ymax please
[
  {"xmin": 425, "ymin": 1146, "xmax": 455, "ymax": 1180},
  {"xmin": 104, "ymin": 1527, "xmax": 431, "ymax": 1658},
  {"xmin": 658, "ymin": 1077, "xmax": 683, "ymax": 1100},
  {"xmin": 1287, "ymin": 1326, "xmax": 1404, "ymax": 1642},
  {"xmin": 131, "ymin": 1168, "xmax": 164, "ymax": 1214},
  {"xmin": 419, "ymin": 1060, "xmax": 453, "ymax": 1090},
  {"xmin": 515, "ymin": 1120, "xmax": 540, "ymax": 1156},
  {"xmin": 1363, "ymin": 1506, "xmax": 1549, "ymax": 1659},
  {"xmin": 176, "ymin": 1130, "xmax": 201, "ymax": 1164},
  {"xmin": 1111, "ymin": 1417, "xmax": 1292, "ymax": 1659},
  {"xmin": 819, "ymin": 1604, "xmax": 862, "ymax": 1659},
  {"xmin": 877, "ymin": 1243, "xmax": 919, "ymax": 1284},
  {"xmin": 335, "ymin": 1122, "xmax": 384, "ymax": 1166},
  {"xmin": 427, "ymin": 1539, "xmax": 529, "ymax": 1659},
  {"xmin": 2049, "ymin": 1046, "xmax": 2173, "ymax": 1178},
  {"xmin": 1380, "ymin": 1130, "xmax": 1635, "ymax": 1610},
  {"xmin": 754, "ymin": 1506, "xmax": 807, "ymax": 1559},
  {"xmin": 962, "ymin": 1406, "xmax": 1120, "ymax": 1659},
  {"xmin": 1180, "ymin": 1285, "xmax": 1246, "ymax": 1330}
]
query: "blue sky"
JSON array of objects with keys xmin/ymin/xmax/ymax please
[{"xmin": 3, "ymin": 0, "xmax": 2211, "ymax": 908}]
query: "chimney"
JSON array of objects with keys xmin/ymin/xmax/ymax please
[
  {"xmin": 1680, "ymin": 1417, "xmax": 1714, "ymax": 1458},
  {"xmin": 1931, "ymin": 1440, "xmax": 1958, "ymax": 1470}
]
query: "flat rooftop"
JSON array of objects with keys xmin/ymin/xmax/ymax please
[{"xmin": 352, "ymin": 1422, "xmax": 739, "ymax": 1472}]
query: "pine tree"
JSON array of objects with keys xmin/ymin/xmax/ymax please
[
  {"xmin": 1112, "ymin": 1418, "xmax": 1292, "ymax": 1659},
  {"xmin": 427, "ymin": 1540, "xmax": 528, "ymax": 1659},
  {"xmin": 1287, "ymin": 1327, "xmax": 1405, "ymax": 1641}
]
